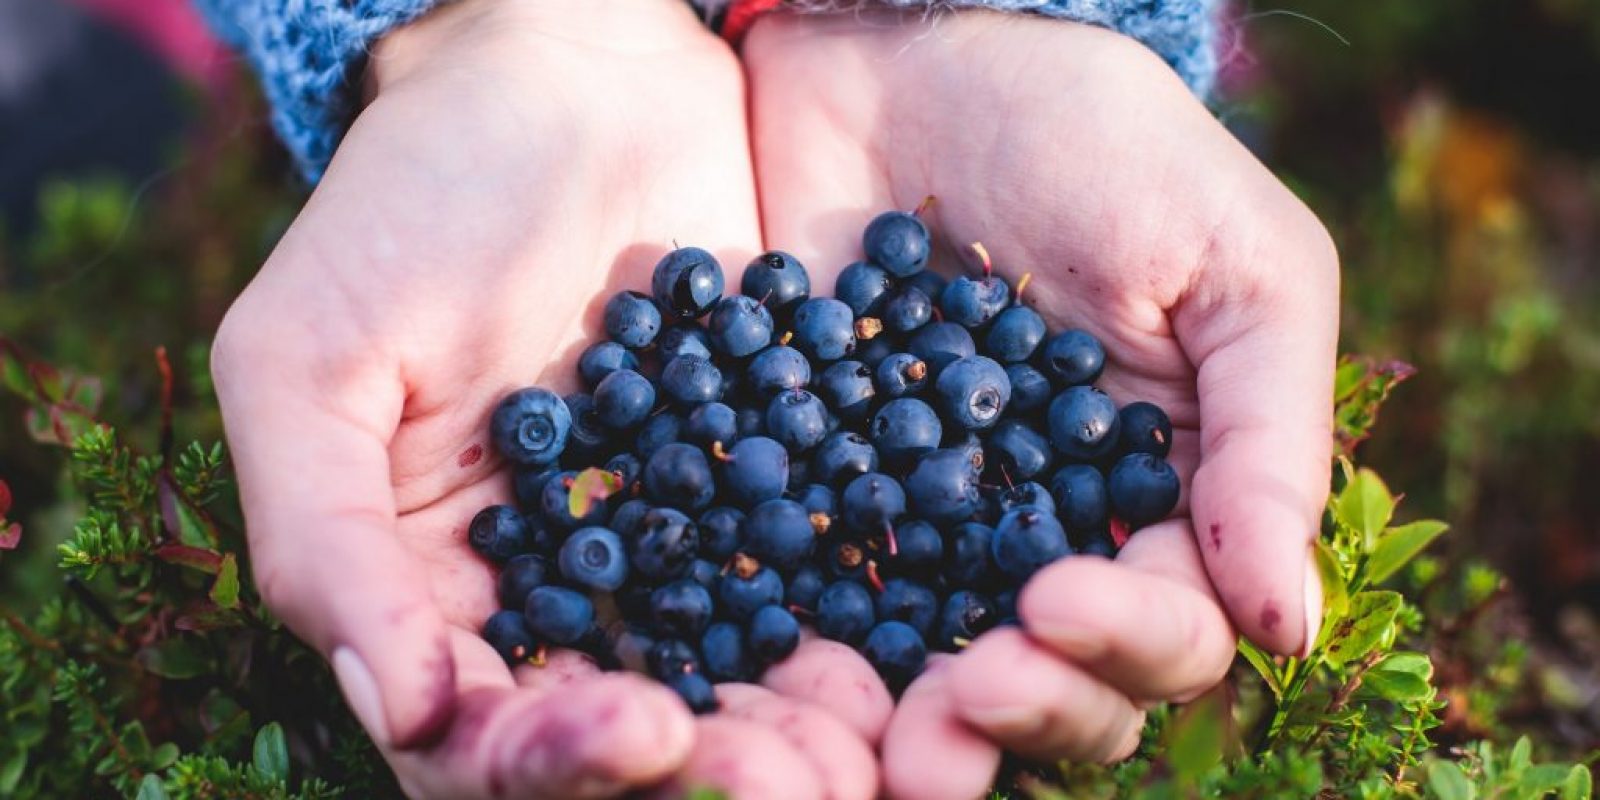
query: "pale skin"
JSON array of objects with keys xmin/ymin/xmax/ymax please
[{"xmin": 210, "ymin": 1, "xmax": 1338, "ymax": 798}]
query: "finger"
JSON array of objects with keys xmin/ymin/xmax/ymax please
[
  {"xmin": 513, "ymin": 647, "xmax": 602, "ymax": 690},
  {"xmin": 718, "ymin": 684, "xmax": 880, "ymax": 800},
  {"xmin": 213, "ymin": 315, "xmax": 455, "ymax": 749},
  {"xmin": 1018, "ymin": 521, "xmax": 1235, "ymax": 702},
  {"xmin": 946, "ymin": 628, "xmax": 1144, "ymax": 764},
  {"xmin": 392, "ymin": 671, "xmax": 696, "ymax": 800},
  {"xmin": 881, "ymin": 656, "xmax": 1002, "ymax": 800},
  {"xmin": 652, "ymin": 716, "xmax": 826, "ymax": 800},
  {"xmin": 760, "ymin": 638, "xmax": 895, "ymax": 745}
]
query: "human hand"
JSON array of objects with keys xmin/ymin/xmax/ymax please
[
  {"xmin": 743, "ymin": 10, "xmax": 1338, "ymax": 797},
  {"xmin": 212, "ymin": 2, "xmax": 886, "ymax": 797}
]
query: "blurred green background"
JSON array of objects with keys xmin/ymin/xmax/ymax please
[{"xmin": 2, "ymin": 0, "xmax": 1597, "ymax": 752}]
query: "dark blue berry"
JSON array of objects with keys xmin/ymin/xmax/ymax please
[
  {"xmin": 559, "ymin": 527, "xmax": 629, "ymax": 591},
  {"xmin": 667, "ymin": 672, "xmax": 719, "ymax": 714},
  {"xmin": 578, "ymin": 341, "xmax": 642, "ymax": 388},
  {"xmin": 935, "ymin": 355, "xmax": 1012, "ymax": 431},
  {"xmin": 735, "ymin": 405, "xmax": 767, "ymax": 439},
  {"xmin": 870, "ymin": 398, "xmax": 943, "ymax": 466},
  {"xmin": 817, "ymin": 581, "xmax": 875, "ymax": 645},
  {"xmin": 657, "ymin": 323, "xmax": 715, "ymax": 363},
  {"xmin": 560, "ymin": 393, "xmax": 609, "ymax": 464},
  {"xmin": 905, "ymin": 269, "xmax": 947, "ymax": 305},
  {"xmin": 1050, "ymin": 464, "xmax": 1109, "ymax": 530},
  {"xmin": 1107, "ymin": 453, "xmax": 1180, "ymax": 527},
  {"xmin": 841, "ymin": 472, "xmax": 908, "ymax": 536},
  {"xmin": 470, "ymin": 505, "xmax": 531, "ymax": 561},
  {"xmin": 702, "ymin": 622, "xmax": 756, "ymax": 682},
  {"xmin": 652, "ymin": 579, "xmax": 715, "ymax": 639},
  {"xmin": 684, "ymin": 402, "xmax": 739, "ymax": 450},
  {"xmin": 937, "ymin": 590, "xmax": 998, "ymax": 650},
  {"xmin": 603, "ymin": 290, "xmax": 662, "ymax": 348},
  {"xmin": 523, "ymin": 586, "xmax": 594, "ymax": 645},
  {"xmin": 813, "ymin": 432, "xmax": 880, "ymax": 487},
  {"xmin": 512, "ymin": 465, "xmax": 560, "ymax": 513},
  {"xmin": 649, "ymin": 638, "xmax": 702, "ymax": 680},
  {"xmin": 491, "ymin": 388, "xmax": 571, "ymax": 467},
  {"xmin": 863, "ymin": 210, "xmax": 931, "ymax": 277},
  {"xmin": 719, "ymin": 436, "xmax": 790, "ymax": 508},
  {"xmin": 1047, "ymin": 386, "xmax": 1121, "ymax": 461},
  {"xmin": 697, "ymin": 506, "xmax": 746, "ymax": 562},
  {"xmin": 875, "ymin": 353, "xmax": 930, "ymax": 399},
  {"xmin": 634, "ymin": 412, "xmax": 683, "ymax": 461},
  {"xmin": 796, "ymin": 483, "xmax": 837, "ymax": 520},
  {"xmin": 709, "ymin": 294, "xmax": 774, "ymax": 358},
  {"xmin": 630, "ymin": 507, "xmax": 700, "ymax": 581},
  {"xmin": 941, "ymin": 274, "xmax": 1010, "ymax": 329},
  {"xmin": 992, "ymin": 507, "xmax": 1072, "ymax": 581},
  {"xmin": 744, "ymin": 498, "xmax": 816, "ymax": 571},
  {"xmin": 1118, "ymin": 401, "xmax": 1173, "ymax": 457},
  {"xmin": 1080, "ymin": 530, "xmax": 1118, "ymax": 558},
  {"xmin": 997, "ymin": 481, "xmax": 1056, "ymax": 518},
  {"xmin": 747, "ymin": 604, "xmax": 802, "ymax": 664},
  {"xmin": 610, "ymin": 498, "xmax": 652, "ymax": 538},
  {"xmin": 905, "ymin": 448, "xmax": 983, "ymax": 525},
  {"xmin": 862, "ymin": 620, "xmax": 927, "ymax": 691},
  {"xmin": 1004, "ymin": 363, "xmax": 1053, "ymax": 415},
  {"xmin": 661, "ymin": 355, "xmax": 724, "ymax": 410},
  {"xmin": 497, "ymin": 553, "xmax": 550, "ymax": 609},
  {"xmin": 985, "ymin": 420, "xmax": 1053, "ymax": 482},
  {"xmin": 835, "ymin": 261, "xmax": 894, "ymax": 317},
  {"xmin": 652, "ymin": 246, "xmax": 725, "ymax": 319},
  {"xmin": 689, "ymin": 558, "xmax": 721, "ymax": 592},
  {"xmin": 791, "ymin": 298, "xmax": 856, "ymax": 361},
  {"xmin": 642, "ymin": 442, "xmax": 716, "ymax": 511},
  {"xmin": 882, "ymin": 286, "xmax": 934, "ymax": 334},
  {"xmin": 817, "ymin": 361, "xmax": 878, "ymax": 421},
  {"xmin": 593, "ymin": 369, "xmax": 656, "ymax": 430},
  {"xmin": 748, "ymin": 345, "xmax": 812, "ymax": 397},
  {"xmin": 908, "ymin": 322, "xmax": 976, "ymax": 378},
  {"xmin": 1041, "ymin": 329, "xmax": 1106, "ymax": 387},
  {"xmin": 875, "ymin": 578, "xmax": 938, "ymax": 638},
  {"xmin": 766, "ymin": 390, "xmax": 829, "ymax": 453},
  {"xmin": 944, "ymin": 522, "xmax": 997, "ymax": 589},
  {"xmin": 985, "ymin": 305, "xmax": 1046, "ymax": 363},
  {"xmin": 604, "ymin": 452, "xmax": 643, "ymax": 490},
  {"xmin": 883, "ymin": 519, "xmax": 943, "ymax": 576},
  {"xmin": 826, "ymin": 540, "xmax": 871, "ymax": 582},
  {"xmin": 720, "ymin": 555, "xmax": 785, "ymax": 620},
  {"xmin": 855, "ymin": 334, "xmax": 897, "ymax": 370},
  {"xmin": 786, "ymin": 565, "xmax": 827, "ymax": 612},
  {"xmin": 483, "ymin": 610, "xmax": 537, "ymax": 663},
  {"xmin": 741, "ymin": 250, "xmax": 811, "ymax": 319}
]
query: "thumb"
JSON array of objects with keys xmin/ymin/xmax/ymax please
[
  {"xmin": 213, "ymin": 309, "xmax": 456, "ymax": 748},
  {"xmin": 1174, "ymin": 212, "xmax": 1340, "ymax": 656}
]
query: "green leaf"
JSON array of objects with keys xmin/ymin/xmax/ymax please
[
  {"xmin": 1335, "ymin": 468, "xmax": 1395, "ymax": 551},
  {"xmin": 150, "ymin": 742, "xmax": 180, "ymax": 770},
  {"xmin": 1360, "ymin": 668, "xmax": 1431, "ymax": 702},
  {"xmin": 1375, "ymin": 650, "xmax": 1432, "ymax": 678},
  {"xmin": 210, "ymin": 554, "xmax": 240, "ymax": 610},
  {"xmin": 1237, "ymin": 639, "xmax": 1283, "ymax": 697},
  {"xmin": 1368, "ymin": 520, "xmax": 1449, "ymax": 584},
  {"xmin": 1562, "ymin": 765, "xmax": 1593, "ymax": 800},
  {"xmin": 568, "ymin": 467, "xmax": 623, "ymax": 519},
  {"xmin": 0, "ymin": 748, "xmax": 26, "ymax": 793},
  {"xmin": 136, "ymin": 637, "xmax": 209, "ymax": 679},
  {"xmin": 136, "ymin": 773, "xmax": 170, "ymax": 800},
  {"xmin": 1324, "ymin": 590, "xmax": 1402, "ymax": 667},
  {"xmin": 1429, "ymin": 761, "xmax": 1475, "ymax": 800},
  {"xmin": 1163, "ymin": 687, "xmax": 1226, "ymax": 782},
  {"xmin": 253, "ymin": 722, "xmax": 289, "ymax": 783},
  {"xmin": 1313, "ymin": 540, "xmax": 1349, "ymax": 649}
]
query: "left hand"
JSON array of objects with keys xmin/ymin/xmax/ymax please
[{"xmin": 742, "ymin": 10, "xmax": 1339, "ymax": 798}]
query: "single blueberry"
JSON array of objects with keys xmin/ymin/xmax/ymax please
[
  {"xmin": 602, "ymin": 290, "xmax": 662, "ymax": 348},
  {"xmin": 908, "ymin": 322, "xmax": 976, "ymax": 378},
  {"xmin": 835, "ymin": 261, "xmax": 894, "ymax": 317},
  {"xmin": 936, "ymin": 590, "xmax": 999, "ymax": 651},
  {"xmin": 817, "ymin": 360, "xmax": 878, "ymax": 422},
  {"xmin": 944, "ymin": 522, "xmax": 997, "ymax": 589},
  {"xmin": 592, "ymin": 369, "xmax": 656, "ymax": 430},
  {"xmin": 862, "ymin": 210, "xmax": 931, "ymax": 277},
  {"xmin": 740, "ymin": 250, "xmax": 811, "ymax": 319},
  {"xmin": 882, "ymin": 285, "xmax": 935, "ymax": 334},
  {"xmin": 744, "ymin": 498, "xmax": 816, "ymax": 571},
  {"xmin": 1118, "ymin": 401, "xmax": 1173, "ymax": 457},
  {"xmin": 870, "ymin": 398, "xmax": 943, "ymax": 466},
  {"xmin": 905, "ymin": 448, "xmax": 983, "ymax": 525},
  {"xmin": 985, "ymin": 419, "xmax": 1054, "ymax": 482},
  {"xmin": 657, "ymin": 323, "xmax": 715, "ymax": 363},
  {"xmin": 1004, "ymin": 363, "xmax": 1053, "ymax": 416},
  {"xmin": 559, "ymin": 527, "xmax": 629, "ymax": 591},
  {"xmin": 746, "ymin": 604, "xmax": 802, "ymax": 664},
  {"xmin": 652, "ymin": 246, "xmax": 725, "ymax": 319},
  {"xmin": 1050, "ymin": 464, "xmax": 1109, "ymax": 530},
  {"xmin": 991, "ymin": 507, "xmax": 1073, "ymax": 581},
  {"xmin": 791, "ymin": 297, "xmax": 856, "ymax": 362},
  {"xmin": 482, "ymin": 610, "xmax": 536, "ymax": 664},
  {"xmin": 469, "ymin": 505, "xmax": 531, "ymax": 562},
  {"xmin": 630, "ymin": 507, "xmax": 701, "ymax": 581},
  {"xmin": 985, "ymin": 305, "xmax": 1047, "ymax": 363},
  {"xmin": 941, "ymin": 274, "xmax": 1011, "ymax": 329},
  {"xmin": 523, "ymin": 586, "xmax": 594, "ymax": 645},
  {"xmin": 720, "ymin": 555, "xmax": 786, "ymax": 620},
  {"xmin": 935, "ymin": 355, "xmax": 1012, "ymax": 431},
  {"xmin": 1047, "ymin": 386, "xmax": 1122, "ymax": 460},
  {"xmin": 862, "ymin": 620, "xmax": 928, "ymax": 691},
  {"xmin": 709, "ymin": 294, "xmax": 774, "ymax": 358},
  {"xmin": 702, "ymin": 621, "xmax": 756, "ymax": 682},
  {"xmin": 1041, "ymin": 329, "xmax": 1106, "ymax": 387},
  {"xmin": 497, "ymin": 553, "xmax": 550, "ymax": 609},
  {"xmin": 1107, "ymin": 452, "xmax": 1180, "ymax": 527},
  {"xmin": 667, "ymin": 672, "xmax": 719, "ymax": 714},
  {"xmin": 642, "ymin": 442, "xmax": 716, "ymax": 511},
  {"xmin": 841, "ymin": 472, "xmax": 908, "ymax": 536},
  {"xmin": 765, "ymin": 390, "xmax": 830, "ymax": 453},
  {"xmin": 719, "ymin": 436, "xmax": 790, "ymax": 508},
  {"xmin": 747, "ymin": 345, "xmax": 812, "ymax": 397},
  {"xmin": 684, "ymin": 402, "xmax": 740, "ymax": 450},
  {"xmin": 491, "ymin": 388, "xmax": 571, "ymax": 467},
  {"xmin": 578, "ymin": 341, "xmax": 642, "ymax": 388},
  {"xmin": 875, "ymin": 578, "xmax": 939, "ymax": 639},
  {"xmin": 697, "ymin": 506, "xmax": 747, "ymax": 562},
  {"xmin": 651, "ymin": 579, "xmax": 715, "ymax": 639},
  {"xmin": 816, "ymin": 581, "xmax": 876, "ymax": 646},
  {"xmin": 660, "ymin": 355, "xmax": 724, "ymax": 410}
]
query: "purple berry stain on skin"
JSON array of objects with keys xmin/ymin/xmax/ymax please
[{"xmin": 459, "ymin": 444, "xmax": 484, "ymax": 468}]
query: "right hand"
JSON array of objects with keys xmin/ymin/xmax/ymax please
[{"xmin": 212, "ymin": 2, "xmax": 885, "ymax": 797}]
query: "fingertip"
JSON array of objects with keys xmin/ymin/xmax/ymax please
[
  {"xmin": 882, "ymin": 659, "xmax": 1000, "ymax": 800},
  {"xmin": 718, "ymin": 686, "xmax": 880, "ymax": 800},
  {"xmin": 515, "ymin": 674, "xmax": 696, "ymax": 794},
  {"xmin": 659, "ymin": 716, "xmax": 825, "ymax": 800},
  {"xmin": 762, "ymin": 639, "xmax": 894, "ymax": 745},
  {"xmin": 333, "ymin": 633, "xmax": 456, "ymax": 750}
]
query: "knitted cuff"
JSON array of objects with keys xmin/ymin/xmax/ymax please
[
  {"xmin": 193, "ymin": 0, "xmax": 449, "ymax": 183},
  {"xmin": 709, "ymin": 0, "xmax": 1219, "ymax": 98}
]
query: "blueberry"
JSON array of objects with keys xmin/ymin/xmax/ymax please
[
  {"xmin": 720, "ymin": 554, "xmax": 785, "ymax": 620},
  {"xmin": 1118, "ymin": 401, "xmax": 1173, "ymax": 457},
  {"xmin": 935, "ymin": 355, "xmax": 1012, "ymax": 431},
  {"xmin": 652, "ymin": 246, "xmax": 725, "ymax": 319},
  {"xmin": 702, "ymin": 621, "xmax": 756, "ymax": 682},
  {"xmin": 1050, "ymin": 464, "xmax": 1109, "ymax": 530},
  {"xmin": 870, "ymin": 398, "xmax": 943, "ymax": 466},
  {"xmin": 882, "ymin": 285, "xmax": 935, "ymax": 334},
  {"xmin": 905, "ymin": 269, "xmax": 947, "ymax": 305},
  {"xmin": 786, "ymin": 565, "xmax": 827, "ymax": 612},
  {"xmin": 1041, "ymin": 329, "xmax": 1106, "ymax": 387},
  {"xmin": 667, "ymin": 671, "xmax": 719, "ymax": 714},
  {"xmin": 697, "ymin": 506, "xmax": 747, "ymax": 562},
  {"xmin": 981, "ymin": 422, "xmax": 1050, "ymax": 485},
  {"xmin": 862, "ymin": 210, "xmax": 930, "ymax": 277},
  {"xmin": 592, "ymin": 369, "xmax": 656, "ymax": 430},
  {"xmin": 642, "ymin": 442, "xmax": 716, "ymax": 511},
  {"xmin": 944, "ymin": 522, "xmax": 997, "ymax": 589},
  {"xmin": 936, "ymin": 590, "xmax": 999, "ymax": 651},
  {"xmin": 997, "ymin": 481, "xmax": 1056, "ymax": 518},
  {"xmin": 634, "ymin": 411, "xmax": 683, "ymax": 461},
  {"xmin": 649, "ymin": 638, "xmax": 702, "ymax": 680},
  {"xmin": 817, "ymin": 581, "xmax": 876, "ymax": 645},
  {"xmin": 491, "ymin": 388, "xmax": 571, "ymax": 467},
  {"xmin": 738, "ymin": 605, "xmax": 798, "ymax": 666},
  {"xmin": 497, "ymin": 553, "xmax": 551, "ymax": 609},
  {"xmin": 1004, "ymin": 363, "xmax": 1053, "ymax": 415},
  {"xmin": 1047, "ymin": 386, "xmax": 1121, "ymax": 461},
  {"xmin": 603, "ymin": 290, "xmax": 663, "ymax": 348},
  {"xmin": 630, "ymin": 507, "xmax": 700, "ymax": 581},
  {"xmin": 709, "ymin": 294, "xmax": 774, "ymax": 358},
  {"xmin": 688, "ymin": 558, "xmax": 721, "ymax": 593},
  {"xmin": 841, "ymin": 472, "xmax": 907, "ymax": 536},
  {"xmin": 578, "ymin": 341, "xmax": 642, "ymax": 388},
  {"xmin": 817, "ymin": 361, "xmax": 878, "ymax": 421},
  {"xmin": 835, "ymin": 261, "xmax": 894, "ymax": 317},
  {"xmin": 748, "ymin": 345, "xmax": 812, "ymax": 397},
  {"xmin": 744, "ymin": 498, "xmax": 816, "ymax": 571},
  {"xmin": 661, "ymin": 355, "xmax": 724, "ymax": 410},
  {"xmin": 826, "ymin": 539, "xmax": 871, "ymax": 582},
  {"xmin": 875, "ymin": 578, "xmax": 939, "ymax": 638},
  {"xmin": 905, "ymin": 448, "xmax": 983, "ymax": 525},
  {"xmin": 908, "ymin": 322, "xmax": 976, "ymax": 378},
  {"xmin": 855, "ymin": 334, "xmax": 896, "ymax": 370},
  {"xmin": 604, "ymin": 452, "xmax": 643, "ymax": 489},
  {"xmin": 862, "ymin": 620, "xmax": 927, "ymax": 691},
  {"xmin": 482, "ymin": 610, "xmax": 537, "ymax": 664},
  {"xmin": 741, "ymin": 250, "xmax": 811, "ymax": 319},
  {"xmin": 734, "ymin": 405, "xmax": 767, "ymax": 439},
  {"xmin": 719, "ymin": 436, "xmax": 790, "ymax": 508},
  {"xmin": 941, "ymin": 274, "xmax": 1010, "ymax": 329},
  {"xmin": 652, "ymin": 579, "xmax": 715, "ymax": 639},
  {"xmin": 1107, "ymin": 453, "xmax": 1180, "ymax": 527},
  {"xmin": 523, "ymin": 586, "xmax": 595, "ymax": 645},
  {"xmin": 765, "ymin": 390, "xmax": 829, "ymax": 453},
  {"xmin": 657, "ymin": 323, "xmax": 715, "ymax": 363},
  {"xmin": 795, "ymin": 483, "xmax": 838, "ymax": 521},
  {"xmin": 684, "ymin": 402, "xmax": 739, "ymax": 450},
  {"xmin": 812, "ymin": 432, "xmax": 880, "ymax": 487},
  {"xmin": 1079, "ymin": 529, "xmax": 1118, "ymax": 558},
  {"xmin": 995, "ymin": 588, "xmax": 1019, "ymax": 625},
  {"xmin": 559, "ymin": 527, "xmax": 629, "ymax": 591},
  {"xmin": 469, "ymin": 505, "xmax": 531, "ymax": 562},
  {"xmin": 991, "ymin": 507, "xmax": 1072, "ymax": 581},
  {"xmin": 985, "ymin": 305, "xmax": 1046, "ymax": 363},
  {"xmin": 610, "ymin": 498, "xmax": 652, "ymax": 538},
  {"xmin": 791, "ymin": 298, "xmax": 856, "ymax": 362},
  {"xmin": 876, "ymin": 353, "xmax": 930, "ymax": 399},
  {"xmin": 560, "ymin": 393, "xmax": 609, "ymax": 464},
  {"xmin": 512, "ymin": 465, "xmax": 560, "ymax": 513}
]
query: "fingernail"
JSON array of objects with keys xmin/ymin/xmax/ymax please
[
  {"xmin": 333, "ymin": 647, "xmax": 390, "ymax": 747},
  {"xmin": 1299, "ymin": 547, "xmax": 1323, "ymax": 659},
  {"xmin": 1026, "ymin": 622, "xmax": 1109, "ymax": 662}
]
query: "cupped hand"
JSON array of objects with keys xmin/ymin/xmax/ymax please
[
  {"xmin": 212, "ymin": 2, "xmax": 886, "ymax": 797},
  {"xmin": 744, "ymin": 10, "xmax": 1338, "ymax": 797}
]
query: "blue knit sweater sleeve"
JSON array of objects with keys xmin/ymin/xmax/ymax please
[{"xmin": 196, "ymin": 0, "xmax": 1218, "ymax": 183}]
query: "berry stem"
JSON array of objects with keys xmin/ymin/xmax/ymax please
[
  {"xmin": 884, "ymin": 522, "xmax": 899, "ymax": 557},
  {"xmin": 970, "ymin": 242, "xmax": 993, "ymax": 279},
  {"xmin": 711, "ymin": 441, "xmax": 733, "ymax": 462},
  {"xmin": 1015, "ymin": 272, "xmax": 1034, "ymax": 302},
  {"xmin": 866, "ymin": 559, "xmax": 886, "ymax": 593},
  {"xmin": 913, "ymin": 195, "xmax": 937, "ymax": 216}
]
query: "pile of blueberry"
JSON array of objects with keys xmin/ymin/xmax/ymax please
[{"xmin": 473, "ymin": 208, "xmax": 1179, "ymax": 713}]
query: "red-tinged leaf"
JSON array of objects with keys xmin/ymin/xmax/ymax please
[
  {"xmin": 63, "ymin": 374, "xmax": 104, "ymax": 414},
  {"xmin": 1333, "ymin": 356, "xmax": 1417, "ymax": 457},
  {"xmin": 568, "ymin": 467, "xmax": 623, "ymax": 519},
  {"xmin": 155, "ymin": 543, "xmax": 224, "ymax": 573},
  {"xmin": 0, "ymin": 478, "xmax": 11, "ymax": 517},
  {"xmin": 28, "ymin": 362, "xmax": 63, "ymax": 403},
  {"xmin": 210, "ymin": 554, "xmax": 241, "ymax": 609},
  {"xmin": 0, "ymin": 522, "xmax": 20, "ymax": 551},
  {"xmin": 24, "ymin": 408, "xmax": 63, "ymax": 445}
]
